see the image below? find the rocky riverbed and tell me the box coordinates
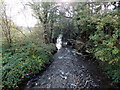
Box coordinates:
[23,46,113,89]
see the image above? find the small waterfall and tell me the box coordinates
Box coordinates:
[56,34,63,51]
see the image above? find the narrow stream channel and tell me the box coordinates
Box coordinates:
[21,34,114,89]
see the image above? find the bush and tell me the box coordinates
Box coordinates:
[2,42,56,89]
[104,61,120,83]
[90,13,119,61]
[89,12,120,83]
[74,10,120,84]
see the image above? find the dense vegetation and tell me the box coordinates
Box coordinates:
[0,0,120,89]
[2,42,55,89]
[74,10,120,83]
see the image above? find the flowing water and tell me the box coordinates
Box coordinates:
[22,35,113,89]
[56,34,63,51]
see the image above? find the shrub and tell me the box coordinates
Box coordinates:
[90,13,119,60]
[2,42,56,89]
[104,61,120,83]
[89,12,120,83]
[75,10,120,84]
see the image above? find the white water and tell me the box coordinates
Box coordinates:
[56,34,63,51]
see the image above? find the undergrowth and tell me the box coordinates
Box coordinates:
[2,42,56,89]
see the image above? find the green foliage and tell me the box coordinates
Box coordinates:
[2,42,56,89]
[1,1,120,88]
[103,60,120,83]
[90,13,120,62]
[89,12,120,83]
[73,2,120,84]
[73,4,99,51]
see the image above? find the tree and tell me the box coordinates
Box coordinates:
[0,1,12,47]
[29,1,56,43]
[29,2,75,43]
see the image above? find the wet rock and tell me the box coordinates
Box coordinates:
[60,75,67,80]
[59,70,65,75]
[58,56,63,59]
[23,47,111,89]
[70,83,77,87]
